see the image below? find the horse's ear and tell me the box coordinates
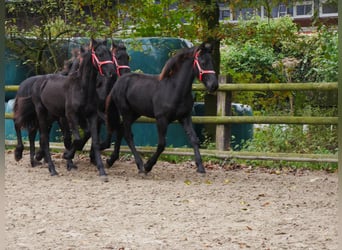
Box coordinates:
[103,39,108,47]
[119,42,127,50]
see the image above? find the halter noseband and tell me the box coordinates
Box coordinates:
[112,52,130,77]
[193,51,216,81]
[91,48,114,76]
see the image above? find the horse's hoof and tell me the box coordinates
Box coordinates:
[100,175,109,182]
[67,163,78,171]
[14,150,23,161]
[31,160,42,167]
[50,171,59,176]
[144,165,152,173]
[106,159,114,167]
[197,169,206,174]
[35,151,44,161]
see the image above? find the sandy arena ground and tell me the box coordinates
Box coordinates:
[5,149,338,250]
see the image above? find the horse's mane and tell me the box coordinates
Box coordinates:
[159,46,198,81]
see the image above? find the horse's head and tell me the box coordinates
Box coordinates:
[90,38,116,78]
[193,42,218,93]
[111,40,131,77]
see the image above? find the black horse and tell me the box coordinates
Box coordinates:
[13,40,130,174]
[13,45,86,170]
[94,42,131,150]
[13,54,83,169]
[105,42,218,174]
[73,42,131,161]
[18,39,116,180]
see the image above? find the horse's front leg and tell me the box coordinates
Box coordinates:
[144,118,168,173]
[67,110,83,148]
[106,124,123,167]
[179,115,205,173]
[58,118,77,171]
[105,104,123,166]
[90,118,106,165]
[88,115,108,181]
[63,112,82,160]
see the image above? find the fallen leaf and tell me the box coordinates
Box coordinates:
[184,180,192,185]
[205,179,212,185]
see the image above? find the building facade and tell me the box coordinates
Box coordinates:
[218,0,338,29]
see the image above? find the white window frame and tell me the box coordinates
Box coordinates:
[219,6,232,22]
[319,0,338,17]
[277,3,289,18]
[293,1,314,18]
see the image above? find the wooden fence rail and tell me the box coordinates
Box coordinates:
[4,81,339,163]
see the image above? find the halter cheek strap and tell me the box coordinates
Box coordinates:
[112,53,130,77]
[193,51,216,81]
[91,48,114,76]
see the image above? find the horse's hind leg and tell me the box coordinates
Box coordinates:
[144,118,167,173]
[14,122,24,162]
[35,110,58,176]
[14,121,41,167]
[179,116,205,173]
[28,128,43,167]
[122,119,145,173]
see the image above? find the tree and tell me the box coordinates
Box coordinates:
[5,0,80,74]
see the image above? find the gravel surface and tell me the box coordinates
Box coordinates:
[5,149,338,250]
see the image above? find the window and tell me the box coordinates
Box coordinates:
[294,1,313,18]
[219,6,231,21]
[320,0,338,17]
[271,3,294,18]
[278,4,287,17]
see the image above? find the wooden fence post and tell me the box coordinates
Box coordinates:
[216,75,232,151]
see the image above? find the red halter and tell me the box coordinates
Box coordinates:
[112,52,130,77]
[91,48,114,76]
[193,51,216,81]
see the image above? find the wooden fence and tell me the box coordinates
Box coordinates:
[4,79,339,163]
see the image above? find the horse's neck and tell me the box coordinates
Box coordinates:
[80,57,97,102]
[170,59,195,94]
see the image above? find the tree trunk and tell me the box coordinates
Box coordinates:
[202,0,221,141]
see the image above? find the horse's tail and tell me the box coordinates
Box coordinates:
[13,96,37,130]
[105,89,121,134]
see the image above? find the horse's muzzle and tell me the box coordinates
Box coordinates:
[103,65,116,78]
[205,78,219,93]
